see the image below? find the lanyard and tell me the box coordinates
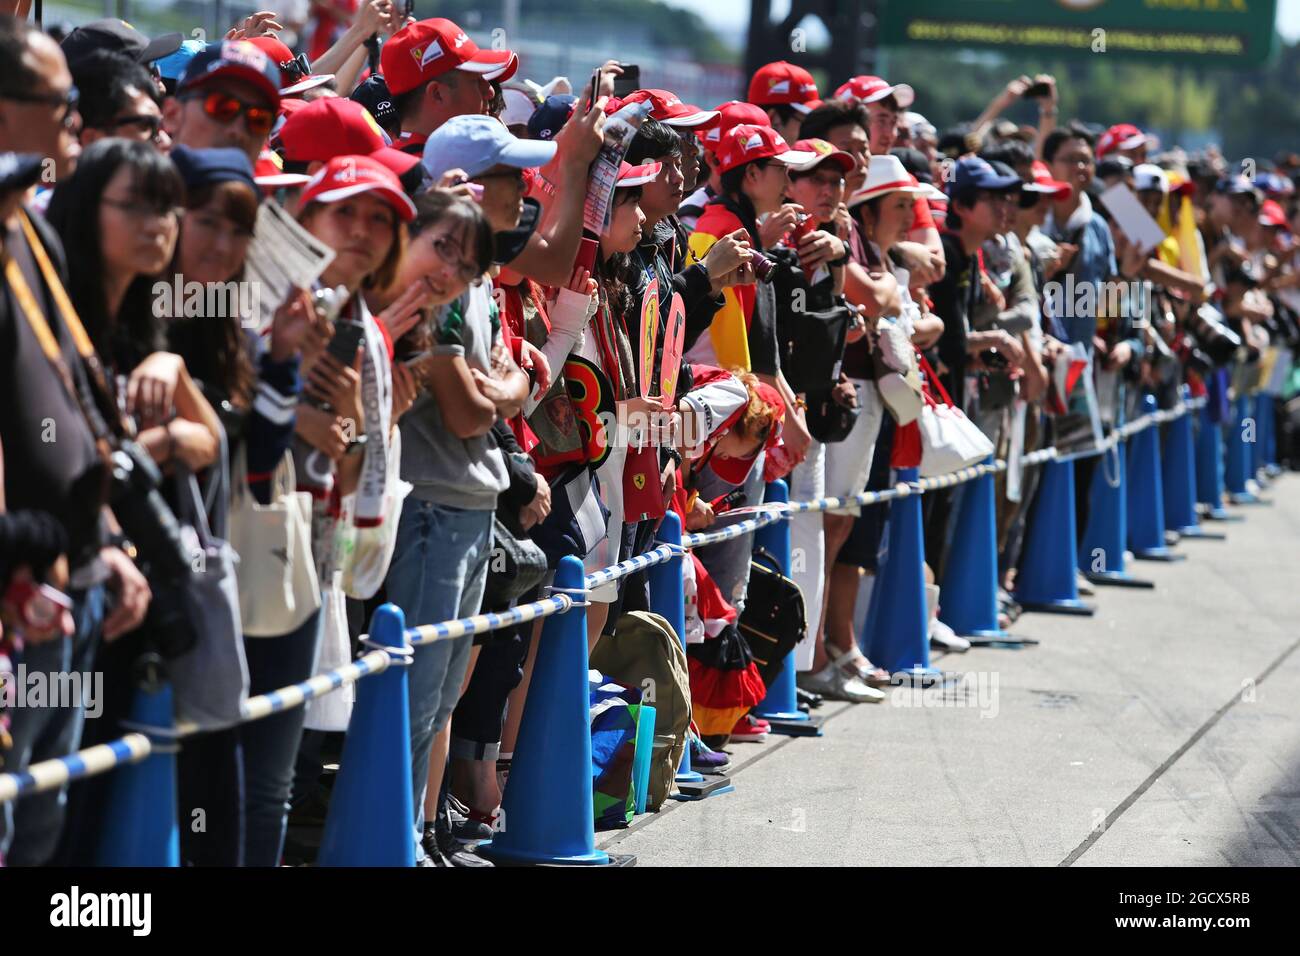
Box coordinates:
[3,211,121,444]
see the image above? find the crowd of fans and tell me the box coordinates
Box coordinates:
[0,3,1294,867]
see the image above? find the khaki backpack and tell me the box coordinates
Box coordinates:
[591,611,692,811]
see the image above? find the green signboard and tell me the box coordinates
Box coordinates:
[880,0,1279,67]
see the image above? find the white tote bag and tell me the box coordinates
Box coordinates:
[917,354,995,478]
[228,447,321,637]
[337,428,411,600]
[304,572,354,732]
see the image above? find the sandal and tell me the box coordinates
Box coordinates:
[829,646,892,687]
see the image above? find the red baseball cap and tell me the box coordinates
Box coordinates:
[616,161,663,189]
[278,98,420,177]
[380,18,517,96]
[747,61,819,114]
[834,75,914,109]
[1259,198,1289,229]
[254,148,311,189]
[709,381,786,485]
[792,138,855,175]
[1097,123,1155,158]
[1023,160,1072,201]
[713,124,818,175]
[700,100,770,152]
[299,155,416,221]
[617,89,719,129]
[246,37,335,96]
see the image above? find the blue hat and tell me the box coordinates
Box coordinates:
[0,153,44,194]
[1214,174,1260,198]
[527,94,576,142]
[178,40,281,107]
[155,39,206,83]
[421,114,557,183]
[946,156,1022,197]
[169,145,258,196]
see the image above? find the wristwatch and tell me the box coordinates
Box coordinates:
[344,435,368,456]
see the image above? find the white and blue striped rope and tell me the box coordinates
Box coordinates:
[583,543,677,589]
[682,511,781,548]
[407,594,574,645]
[0,734,152,804]
[0,397,1208,805]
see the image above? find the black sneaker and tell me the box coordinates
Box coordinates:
[796,686,824,710]
[447,794,494,844]
[432,810,495,867]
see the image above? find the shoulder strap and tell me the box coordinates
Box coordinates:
[6,211,123,441]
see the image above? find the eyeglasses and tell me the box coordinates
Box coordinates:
[801,173,846,190]
[0,84,79,129]
[187,91,275,138]
[101,195,182,222]
[429,234,481,283]
[99,113,164,139]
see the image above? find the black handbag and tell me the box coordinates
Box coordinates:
[804,387,860,444]
[771,246,853,394]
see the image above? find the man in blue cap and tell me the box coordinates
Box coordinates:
[162,40,281,165]
[423,111,603,285]
[933,155,1028,407]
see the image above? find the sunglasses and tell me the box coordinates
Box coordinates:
[0,84,79,129]
[188,91,274,137]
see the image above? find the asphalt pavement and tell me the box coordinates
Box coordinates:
[598,475,1300,867]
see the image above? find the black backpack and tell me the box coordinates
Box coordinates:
[738,548,807,688]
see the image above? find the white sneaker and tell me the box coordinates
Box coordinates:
[799,664,886,703]
[929,617,971,652]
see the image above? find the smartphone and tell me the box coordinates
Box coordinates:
[3,577,73,631]
[588,69,601,110]
[1024,81,1052,99]
[612,64,640,99]
[326,320,366,364]
[574,235,598,275]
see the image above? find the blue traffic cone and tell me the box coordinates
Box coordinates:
[753,481,820,729]
[1196,403,1238,521]
[1251,393,1267,482]
[1014,457,1095,615]
[318,604,415,867]
[1224,393,1260,504]
[1079,441,1153,586]
[862,467,940,679]
[646,511,702,787]
[1264,395,1282,474]
[1127,396,1184,561]
[486,556,609,865]
[1164,391,1223,540]
[938,457,1013,641]
[96,675,180,866]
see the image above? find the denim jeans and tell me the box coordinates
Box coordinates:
[384,498,493,858]
[240,608,322,867]
[0,583,104,866]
